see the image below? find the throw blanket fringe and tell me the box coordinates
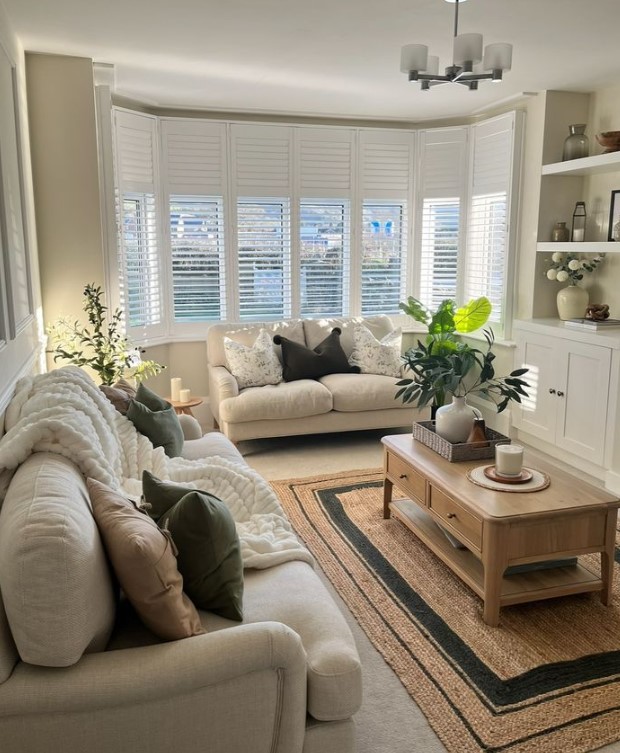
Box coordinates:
[0,367,312,569]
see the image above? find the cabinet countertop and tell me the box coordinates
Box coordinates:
[514,318,620,348]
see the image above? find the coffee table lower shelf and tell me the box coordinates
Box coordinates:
[390,498,602,609]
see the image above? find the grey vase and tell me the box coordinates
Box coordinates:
[562,124,589,161]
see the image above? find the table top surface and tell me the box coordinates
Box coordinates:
[382,434,620,521]
[166,397,203,408]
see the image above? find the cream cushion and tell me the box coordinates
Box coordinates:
[303,315,394,358]
[319,372,411,412]
[207,319,306,368]
[224,329,283,389]
[349,324,402,377]
[0,453,116,667]
[220,379,333,423]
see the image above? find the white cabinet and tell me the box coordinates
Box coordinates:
[513,327,611,466]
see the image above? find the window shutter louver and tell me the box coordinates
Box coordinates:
[231,124,292,195]
[113,110,164,336]
[465,112,517,330]
[298,128,353,197]
[161,120,226,195]
[417,128,468,310]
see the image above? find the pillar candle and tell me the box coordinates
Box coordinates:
[179,388,191,403]
[495,444,523,477]
[170,378,182,402]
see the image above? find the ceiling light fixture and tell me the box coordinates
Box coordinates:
[400,0,512,91]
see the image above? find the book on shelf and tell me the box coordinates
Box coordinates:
[564,318,620,331]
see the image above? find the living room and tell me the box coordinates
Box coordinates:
[1,0,620,751]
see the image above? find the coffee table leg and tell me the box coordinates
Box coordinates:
[383,478,393,519]
[601,509,617,606]
[482,525,508,627]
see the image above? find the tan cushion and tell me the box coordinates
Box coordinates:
[207,320,306,368]
[220,379,333,423]
[87,478,205,641]
[319,372,411,412]
[0,453,116,667]
[203,561,362,722]
[303,315,394,357]
[99,378,137,415]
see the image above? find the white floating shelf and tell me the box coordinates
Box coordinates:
[537,242,616,253]
[542,151,620,176]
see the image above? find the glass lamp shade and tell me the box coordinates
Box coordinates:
[425,55,440,75]
[400,44,428,72]
[483,43,512,71]
[453,33,483,65]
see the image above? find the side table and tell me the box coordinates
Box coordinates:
[166,397,203,417]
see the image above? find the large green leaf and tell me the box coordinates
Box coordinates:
[399,296,429,325]
[428,299,455,335]
[453,297,492,333]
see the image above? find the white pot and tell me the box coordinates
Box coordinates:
[435,397,478,444]
[556,284,589,321]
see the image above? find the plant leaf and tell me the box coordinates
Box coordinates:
[453,297,492,333]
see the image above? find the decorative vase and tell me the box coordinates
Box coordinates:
[562,124,589,161]
[556,283,589,320]
[435,397,480,444]
[551,222,570,242]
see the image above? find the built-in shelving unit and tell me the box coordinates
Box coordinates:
[536,241,617,253]
[542,151,620,177]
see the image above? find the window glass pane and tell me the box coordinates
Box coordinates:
[361,202,406,316]
[170,196,225,322]
[419,198,460,310]
[237,198,291,321]
[299,200,349,318]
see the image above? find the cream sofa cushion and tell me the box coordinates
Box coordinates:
[319,372,411,412]
[0,453,116,667]
[223,329,283,388]
[221,379,333,423]
[303,315,393,358]
[349,324,402,378]
[207,320,306,368]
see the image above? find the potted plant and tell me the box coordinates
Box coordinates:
[47,283,164,385]
[545,252,604,320]
[397,296,529,442]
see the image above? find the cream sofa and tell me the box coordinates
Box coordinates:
[207,315,420,442]
[0,427,362,753]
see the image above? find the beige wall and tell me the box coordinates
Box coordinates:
[26,53,105,335]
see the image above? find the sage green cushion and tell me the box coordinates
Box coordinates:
[142,472,244,621]
[127,401,183,458]
[135,382,169,411]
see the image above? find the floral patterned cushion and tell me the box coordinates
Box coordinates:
[223,328,283,389]
[349,324,402,378]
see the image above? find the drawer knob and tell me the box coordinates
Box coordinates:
[557,390,564,397]
[549,388,556,395]
[446,512,456,519]
[399,473,407,479]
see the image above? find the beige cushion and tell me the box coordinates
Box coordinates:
[87,478,205,641]
[303,315,394,357]
[207,320,306,368]
[220,379,333,424]
[319,372,411,412]
[0,453,116,667]
[224,328,283,388]
[349,324,403,377]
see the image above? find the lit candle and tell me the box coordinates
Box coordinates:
[179,388,191,403]
[495,444,523,477]
[170,377,182,402]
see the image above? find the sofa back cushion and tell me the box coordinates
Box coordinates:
[303,315,394,358]
[0,453,116,667]
[207,320,305,368]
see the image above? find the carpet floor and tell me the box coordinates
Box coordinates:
[272,468,620,753]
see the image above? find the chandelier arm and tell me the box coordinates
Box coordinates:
[417,73,451,82]
[456,73,495,81]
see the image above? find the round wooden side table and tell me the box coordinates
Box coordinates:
[166,397,203,416]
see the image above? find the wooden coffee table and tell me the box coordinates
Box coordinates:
[382,434,620,626]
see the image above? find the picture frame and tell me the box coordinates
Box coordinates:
[608,190,620,241]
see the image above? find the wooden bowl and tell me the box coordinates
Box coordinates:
[596,131,620,153]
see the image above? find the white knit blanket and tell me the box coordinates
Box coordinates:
[0,367,313,570]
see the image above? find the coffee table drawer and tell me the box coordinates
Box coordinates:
[430,487,482,550]
[387,452,426,505]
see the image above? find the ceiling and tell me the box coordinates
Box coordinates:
[4,0,620,122]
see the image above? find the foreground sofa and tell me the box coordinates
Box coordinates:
[0,420,362,752]
[207,314,420,442]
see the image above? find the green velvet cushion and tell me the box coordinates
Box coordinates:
[273,327,360,382]
[135,382,169,411]
[142,472,244,621]
[126,400,184,458]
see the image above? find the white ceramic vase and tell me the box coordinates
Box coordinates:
[556,284,588,321]
[435,397,479,444]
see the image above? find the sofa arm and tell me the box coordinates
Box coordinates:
[208,365,239,424]
[0,622,307,753]
[177,413,203,440]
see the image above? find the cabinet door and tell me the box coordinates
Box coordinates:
[512,333,558,444]
[555,340,611,465]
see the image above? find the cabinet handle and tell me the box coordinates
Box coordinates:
[447,512,456,519]
[549,388,556,394]
[399,473,407,479]
[557,390,565,397]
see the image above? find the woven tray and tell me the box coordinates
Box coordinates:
[412,420,511,462]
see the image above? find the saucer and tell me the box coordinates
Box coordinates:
[483,466,533,485]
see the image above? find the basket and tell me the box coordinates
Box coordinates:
[412,420,511,462]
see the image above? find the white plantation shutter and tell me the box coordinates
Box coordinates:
[231,124,292,196]
[417,127,468,310]
[160,120,227,325]
[297,128,353,198]
[465,112,519,330]
[359,131,414,315]
[113,110,164,337]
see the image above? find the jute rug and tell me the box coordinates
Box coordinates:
[271,469,620,753]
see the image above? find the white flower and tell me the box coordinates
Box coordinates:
[546,268,557,280]
[551,252,565,263]
[556,270,569,282]
[568,259,581,270]
[580,260,588,269]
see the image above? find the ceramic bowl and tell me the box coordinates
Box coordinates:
[595,131,620,153]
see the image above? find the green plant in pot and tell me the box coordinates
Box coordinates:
[397,296,529,443]
[47,283,164,386]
